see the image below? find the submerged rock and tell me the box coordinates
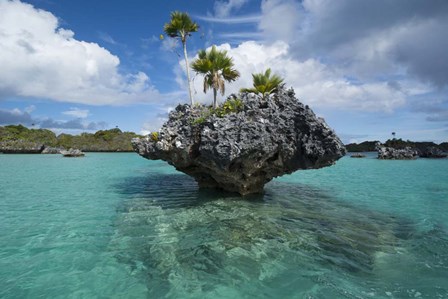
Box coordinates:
[61,148,85,157]
[133,88,345,195]
[377,146,418,160]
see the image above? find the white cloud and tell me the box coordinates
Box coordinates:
[98,31,117,45]
[195,14,261,24]
[0,0,160,105]
[214,0,249,18]
[140,109,172,135]
[24,105,36,114]
[0,106,105,130]
[62,107,89,118]
[186,41,405,112]
[259,0,304,43]
[294,0,448,87]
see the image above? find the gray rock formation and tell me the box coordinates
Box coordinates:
[377,146,418,160]
[0,140,44,154]
[133,88,346,195]
[351,153,366,158]
[42,146,62,154]
[61,148,85,157]
[419,146,447,158]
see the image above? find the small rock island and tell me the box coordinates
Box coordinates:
[133,87,346,195]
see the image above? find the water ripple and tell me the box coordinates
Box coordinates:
[109,171,448,298]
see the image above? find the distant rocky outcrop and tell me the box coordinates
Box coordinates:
[0,126,142,153]
[419,146,447,158]
[41,146,62,154]
[377,146,418,160]
[346,141,379,152]
[0,140,44,154]
[61,148,85,157]
[133,88,346,195]
[351,153,366,158]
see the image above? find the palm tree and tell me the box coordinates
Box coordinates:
[163,11,199,106]
[191,45,240,108]
[241,68,284,97]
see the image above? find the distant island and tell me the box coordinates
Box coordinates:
[0,125,142,153]
[346,139,448,153]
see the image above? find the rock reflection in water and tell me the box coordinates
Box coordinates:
[110,174,434,298]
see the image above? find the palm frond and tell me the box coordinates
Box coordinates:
[242,68,284,96]
[163,11,199,42]
[191,45,240,107]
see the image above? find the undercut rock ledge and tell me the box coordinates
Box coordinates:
[132,88,346,195]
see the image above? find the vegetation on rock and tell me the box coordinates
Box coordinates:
[163,11,198,106]
[191,45,240,108]
[240,68,284,97]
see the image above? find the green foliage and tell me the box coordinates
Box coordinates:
[192,116,207,125]
[384,138,438,152]
[345,141,380,152]
[191,45,240,108]
[346,139,448,153]
[94,128,122,141]
[215,98,244,117]
[240,68,284,97]
[191,105,213,125]
[0,125,57,146]
[150,132,159,142]
[0,126,142,152]
[163,11,199,43]
[164,11,199,105]
[190,98,244,125]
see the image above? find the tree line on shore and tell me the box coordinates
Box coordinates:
[0,125,141,152]
[346,139,448,152]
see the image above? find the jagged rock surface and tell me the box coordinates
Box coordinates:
[419,146,447,158]
[42,146,62,154]
[377,146,418,160]
[0,141,44,154]
[61,148,85,157]
[133,88,346,195]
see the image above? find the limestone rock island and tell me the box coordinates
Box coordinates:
[132,88,346,195]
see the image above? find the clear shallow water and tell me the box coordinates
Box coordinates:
[0,153,447,298]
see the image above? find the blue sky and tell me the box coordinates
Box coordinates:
[1,0,448,143]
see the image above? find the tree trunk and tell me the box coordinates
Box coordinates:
[213,88,217,109]
[182,41,193,106]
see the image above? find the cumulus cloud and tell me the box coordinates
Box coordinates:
[0,107,106,130]
[292,0,448,86]
[140,105,175,135]
[39,118,107,130]
[187,41,405,112]
[0,107,34,125]
[0,0,160,105]
[259,0,304,43]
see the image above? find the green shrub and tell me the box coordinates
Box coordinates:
[192,116,207,125]
[150,132,159,142]
[215,98,244,117]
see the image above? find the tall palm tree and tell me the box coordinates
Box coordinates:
[191,45,240,108]
[163,11,199,106]
[241,68,284,97]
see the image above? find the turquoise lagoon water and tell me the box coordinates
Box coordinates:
[0,152,447,298]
